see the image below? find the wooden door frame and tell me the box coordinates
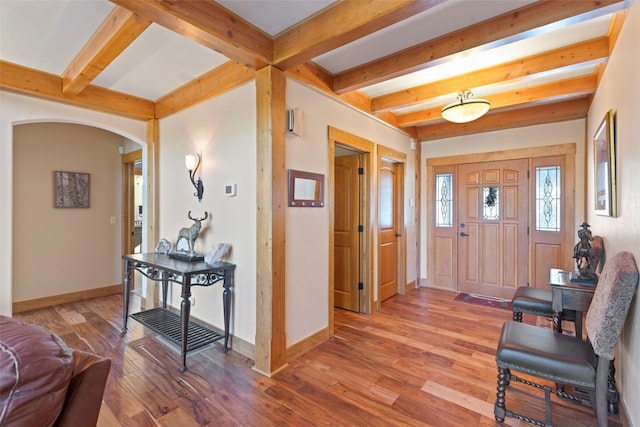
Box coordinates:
[377,145,407,305]
[328,127,374,334]
[426,143,576,290]
[122,149,142,257]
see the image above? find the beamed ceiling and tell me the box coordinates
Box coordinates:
[0,0,632,141]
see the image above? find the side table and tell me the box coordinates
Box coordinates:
[122,253,235,371]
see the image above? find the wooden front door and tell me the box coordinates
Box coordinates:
[334,154,361,311]
[457,159,528,299]
[378,160,401,302]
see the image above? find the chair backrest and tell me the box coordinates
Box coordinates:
[589,235,604,273]
[586,251,639,360]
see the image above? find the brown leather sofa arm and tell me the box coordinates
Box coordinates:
[54,350,111,427]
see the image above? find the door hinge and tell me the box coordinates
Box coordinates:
[527,226,530,235]
[358,224,364,232]
[527,170,530,179]
[358,282,364,290]
[358,167,364,175]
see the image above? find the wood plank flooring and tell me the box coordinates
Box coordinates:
[13,287,617,427]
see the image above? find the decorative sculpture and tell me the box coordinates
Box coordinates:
[170,211,208,261]
[572,222,598,283]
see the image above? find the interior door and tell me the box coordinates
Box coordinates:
[457,159,528,299]
[334,154,361,311]
[378,160,400,302]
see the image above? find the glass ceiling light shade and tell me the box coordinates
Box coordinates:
[441,90,490,123]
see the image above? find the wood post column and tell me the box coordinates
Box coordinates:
[144,118,160,305]
[254,66,287,376]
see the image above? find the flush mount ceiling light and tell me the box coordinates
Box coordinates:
[441,90,490,123]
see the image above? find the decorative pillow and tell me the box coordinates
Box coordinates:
[0,316,73,427]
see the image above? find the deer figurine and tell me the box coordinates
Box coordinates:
[176,211,208,254]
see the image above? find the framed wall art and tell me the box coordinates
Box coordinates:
[54,171,90,208]
[593,109,616,217]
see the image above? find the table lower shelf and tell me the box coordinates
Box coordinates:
[130,307,224,353]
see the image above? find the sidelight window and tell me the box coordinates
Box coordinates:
[535,166,561,231]
[435,173,453,227]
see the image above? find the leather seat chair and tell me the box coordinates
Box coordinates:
[494,251,639,427]
[511,235,603,339]
[0,316,111,427]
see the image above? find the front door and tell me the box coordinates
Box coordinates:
[456,159,528,299]
[378,160,401,302]
[334,154,361,311]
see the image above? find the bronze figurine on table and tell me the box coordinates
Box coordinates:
[572,222,598,283]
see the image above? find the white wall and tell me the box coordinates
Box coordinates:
[0,91,146,315]
[286,80,415,344]
[13,123,124,301]
[420,119,587,280]
[159,82,258,347]
[586,1,640,424]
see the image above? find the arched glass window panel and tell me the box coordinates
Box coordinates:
[435,173,453,227]
[483,186,500,220]
[536,166,561,231]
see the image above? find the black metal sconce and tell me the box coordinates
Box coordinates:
[185,153,204,202]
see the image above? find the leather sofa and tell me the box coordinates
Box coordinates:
[0,315,111,427]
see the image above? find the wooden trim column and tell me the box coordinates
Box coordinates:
[255,66,287,376]
[144,119,160,304]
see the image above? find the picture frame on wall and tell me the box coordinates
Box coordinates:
[54,171,90,208]
[593,109,616,217]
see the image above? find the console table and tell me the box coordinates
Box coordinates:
[121,253,235,371]
[549,268,596,336]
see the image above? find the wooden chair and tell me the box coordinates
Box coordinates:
[511,235,603,339]
[494,251,639,427]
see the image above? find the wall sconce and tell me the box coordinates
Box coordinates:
[185,153,204,202]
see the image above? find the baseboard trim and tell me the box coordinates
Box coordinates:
[12,284,122,313]
[287,327,330,362]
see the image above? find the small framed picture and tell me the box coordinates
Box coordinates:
[593,110,616,217]
[54,171,90,208]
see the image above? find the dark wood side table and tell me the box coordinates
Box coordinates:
[549,268,595,336]
[121,253,235,371]
[549,269,619,414]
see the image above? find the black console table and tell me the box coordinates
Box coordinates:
[121,253,235,371]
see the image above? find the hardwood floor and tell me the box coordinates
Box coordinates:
[13,287,616,427]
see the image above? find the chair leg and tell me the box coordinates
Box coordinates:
[495,367,510,422]
[513,311,522,322]
[595,357,610,427]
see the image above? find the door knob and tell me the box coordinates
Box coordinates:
[395,233,402,237]
[460,232,470,237]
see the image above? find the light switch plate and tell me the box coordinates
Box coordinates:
[225,183,236,197]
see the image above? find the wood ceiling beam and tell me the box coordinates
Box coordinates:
[286,62,334,93]
[397,74,596,127]
[274,0,444,70]
[286,63,374,114]
[0,61,155,120]
[416,97,591,141]
[371,36,610,113]
[155,61,255,118]
[62,6,151,96]
[333,0,624,94]
[110,0,272,69]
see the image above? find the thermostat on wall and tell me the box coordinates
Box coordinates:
[225,183,237,197]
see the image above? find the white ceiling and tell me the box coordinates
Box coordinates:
[0,0,630,138]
